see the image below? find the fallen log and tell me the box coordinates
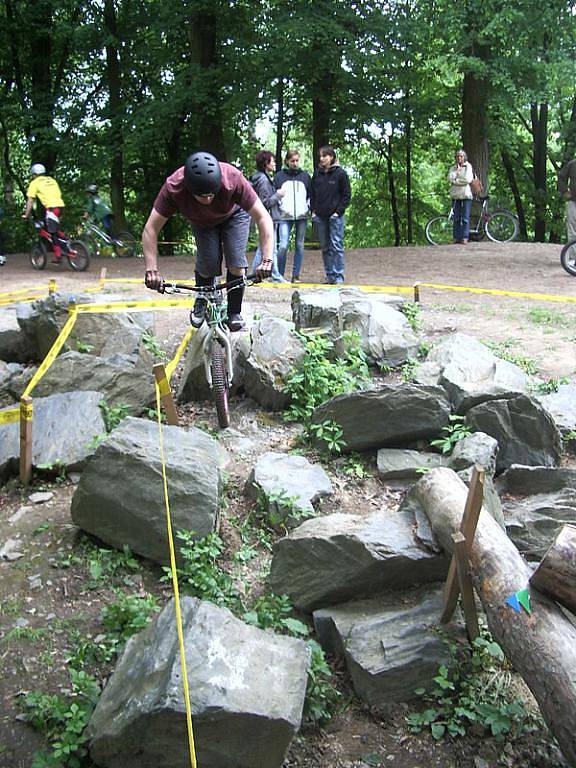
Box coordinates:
[530,524,576,615]
[413,468,576,767]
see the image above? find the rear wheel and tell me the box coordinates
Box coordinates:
[113,230,136,258]
[425,215,452,245]
[67,240,91,272]
[560,239,576,276]
[210,341,230,429]
[485,211,519,243]
[30,241,47,270]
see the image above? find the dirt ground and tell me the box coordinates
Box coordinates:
[0,242,574,768]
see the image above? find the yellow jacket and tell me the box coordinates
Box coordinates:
[26,176,65,208]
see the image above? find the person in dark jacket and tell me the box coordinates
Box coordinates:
[274,149,311,282]
[251,150,286,282]
[310,145,351,284]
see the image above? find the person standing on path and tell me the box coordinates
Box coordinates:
[310,145,351,284]
[558,157,576,242]
[274,149,311,282]
[251,150,286,282]
[448,149,474,244]
[142,151,273,332]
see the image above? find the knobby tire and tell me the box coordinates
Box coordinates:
[67,240,91,272]
[210,341,230,429]
[113,230,137,258]
[560,240,576,276]
[30,242,47,270]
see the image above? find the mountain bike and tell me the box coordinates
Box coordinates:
[425,197,519,245]
[560,239,576,276]
[29,220,90,271]
[161,273,261,429]
[81,219,137,258]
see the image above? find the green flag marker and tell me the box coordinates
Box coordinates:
[517,588,531,615]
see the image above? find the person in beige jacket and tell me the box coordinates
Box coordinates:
[448,149,474,244]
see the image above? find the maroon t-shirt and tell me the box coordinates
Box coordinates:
[153,162,257,227]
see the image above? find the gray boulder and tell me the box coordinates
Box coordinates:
[88,598,309,768]
[415,333,528,413]
[269,508,448,611]
[496,465,576,495]
[314,587,462,705]
[243,317,306,410]
[466,395,562,473]
[0,391,105,483]
[0,306,35,362]
[376,449,449,484]
[503,489,576,560]
[292,288,418,367]
[71,417,226,564]
[448,432,499,476]
[539,383,576,435]
[312,384,451,453]
[245,451,332,520]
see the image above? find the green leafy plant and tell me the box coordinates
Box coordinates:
[527,308,569,328]
[50,539,141,589]
[99,401,131,432]
[243,593,309,637]
[308,419,346,455]
[406,630,535,741]
[530,376,570,395]
[486,341,539,376]
[341,452,371,479]
[141,331,164,359]
[401,357,420,382]
[257,488,314,528]
[304,639,342,726]
[430,415,472,454]
[36,460,68,484]
[401,301,422,332]
[102,592,159,643]
[75,340,94,353]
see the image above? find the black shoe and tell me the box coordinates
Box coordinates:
[227,313,245,332]
[190,298,207,328]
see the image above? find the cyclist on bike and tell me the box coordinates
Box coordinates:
[143,151,274,332]
[84,184,114,234]
[22,164,67,263]
[558,158,576,242]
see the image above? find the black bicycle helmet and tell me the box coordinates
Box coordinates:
[184,152,222,195]
[86,184,98,194]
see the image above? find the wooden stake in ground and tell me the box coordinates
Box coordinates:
[530,524,576,615]
[413,467,576,767]
[153,363,179,426]
[19,396,33,486]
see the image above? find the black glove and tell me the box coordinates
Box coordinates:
[256,258,273,279]
[145,270,164,292]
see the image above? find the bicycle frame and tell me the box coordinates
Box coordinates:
[85,220,114,246]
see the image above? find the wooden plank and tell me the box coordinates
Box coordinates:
[19,396,33,486]
[153,363,179,426]
[452,531,480,641]
[440,465,485,623]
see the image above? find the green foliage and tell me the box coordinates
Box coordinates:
[102,593,160,641]
[308,419,346,455]
[527,308,570,328]
[486,341,539,376]
[341,452,371,480]
[99,401,131,432]
[51,539,141,589]
[36,460,68,484]
[21,669,100,768]
[3,626,49,644]
[406,630,535,741]
[401,357,420,382]
[75,341,94,353]
[401,302,423,332]
[163,531,240,611]
[257,488,315,528]
[304,639,342,726]
[530,376,570,395]
[141,332,164,359]
[243,594,309,637]
[430,415,473,454]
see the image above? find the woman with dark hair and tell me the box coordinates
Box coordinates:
[448,149,474,244]
[251,150,286,281]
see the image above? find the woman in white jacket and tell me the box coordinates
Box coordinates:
[448,149,474,244]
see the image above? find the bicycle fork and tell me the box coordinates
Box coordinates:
[202,325,234,387]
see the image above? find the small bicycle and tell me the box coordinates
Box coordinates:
[161,273,260,429]
[81,219,137,259]
[30,220,90,272]
[560,239,576,276]
[425,196,519,245]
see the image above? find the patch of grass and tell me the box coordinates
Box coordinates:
[527,308,569,328]
[401,301,423,332]
[50,538,142,589]
[3,626,50,644]
[530,376,570,395]
[486,340,539,376]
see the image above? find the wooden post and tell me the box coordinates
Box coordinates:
[530,524,576,614]
[452,531,480,641]
[19,396,33,486]
[48,279,57,295]
[153,363,179,426]
[413,282,420,303]
[440,465,485,624]
[99,267,107,289]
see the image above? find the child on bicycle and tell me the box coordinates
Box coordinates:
[143,151,274,332]
[84,185,114,234]
[22,164,67,263]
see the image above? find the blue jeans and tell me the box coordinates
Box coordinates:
[452,199,472,241]
[251,223,284,281]
[277,219,307,278]
[316,215,345,283]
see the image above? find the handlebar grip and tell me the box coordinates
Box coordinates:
[245,272,262,284]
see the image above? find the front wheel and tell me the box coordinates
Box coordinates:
[67,240,91,272]
[425,215,452,245]
[560,240,576,276]
[113,230,137,258]
[30,242,47,270]
[485,211,519,243]
[210,341,230,429]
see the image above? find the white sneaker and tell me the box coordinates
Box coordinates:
[0,255,6,266]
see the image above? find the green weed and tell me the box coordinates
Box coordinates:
[401,301,423,332]
[75,340,94,353]
[308,419,346,455]
[99,401,131,432]
[401,357,420,382]
[430,415,472,454]
[527,308,569,328]
[257,488,314,528]
[141,331,164,359]
[486,341,539,376]
[530,376,570,395]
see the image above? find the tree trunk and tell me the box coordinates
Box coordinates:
[413,468,576,767]
[385,133,400,247]
[103,0,127,230]
[404,92,413,244]
[275,79,285,169]
[462,62,490,191]
[531,102,548,242]
[530,525,576,615]
[312,86,332,168]
[501,149,527,240]
[29,0,57,170]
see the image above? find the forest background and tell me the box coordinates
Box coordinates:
[1,0,575,253]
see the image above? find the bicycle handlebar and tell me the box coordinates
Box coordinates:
[161,273,262,295]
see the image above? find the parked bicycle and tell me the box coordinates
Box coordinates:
[560,239,576,276]
[81,219,137,259]
[161,273,261,428]
[29,220,90,272]
[425,196,519,245]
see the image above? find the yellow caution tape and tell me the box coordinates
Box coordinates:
[166,327,195,380]
[0,293,47,307]
[418,282,576,303]
[23,310,79,398]
[20,401,33,421]
[157,376,172,398]
[0,408,19,425]
[0,285,48,299]
[75,299,195,314]
[154,382,198,768]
